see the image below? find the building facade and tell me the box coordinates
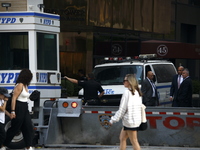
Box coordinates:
[1,0,200,80]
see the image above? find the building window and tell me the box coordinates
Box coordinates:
[181,24,196,43]
[37,32,57,70]
[189,0,200,6]
[0,32,28,70]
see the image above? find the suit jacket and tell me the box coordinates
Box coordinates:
[177,77,193,107]
[141,78,158,106]
[170,74,179,100]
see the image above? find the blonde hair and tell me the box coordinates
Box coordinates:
[125,74,142,96]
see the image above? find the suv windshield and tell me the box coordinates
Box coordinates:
[93,65,143,85]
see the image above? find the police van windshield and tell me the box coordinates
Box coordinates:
[93,65,143,85]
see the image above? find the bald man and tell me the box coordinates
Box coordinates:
[141,71,159,106]
[176,68,193,107]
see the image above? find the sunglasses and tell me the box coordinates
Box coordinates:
[123,80,128,83]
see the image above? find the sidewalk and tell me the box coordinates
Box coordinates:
[140,146,199,150]
[33,145,200,150]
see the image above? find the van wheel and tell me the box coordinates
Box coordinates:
[4,117,25,149]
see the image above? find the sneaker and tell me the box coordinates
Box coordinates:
[0,147,6,150]
[25,147,34,150]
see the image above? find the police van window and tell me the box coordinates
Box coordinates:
[145,65,151,76]
[37,33,57,70]
[152,64,176,83]
[0,32,29,70]
[93,65,143,85]
[145,65,156,82]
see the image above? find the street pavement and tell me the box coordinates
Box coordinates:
[32,145,200,150]
[9,147,200,150]
[8,145,200,150]
[33,147,200,150]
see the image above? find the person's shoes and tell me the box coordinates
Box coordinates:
[0,147,6,150]
[25,147,34,150]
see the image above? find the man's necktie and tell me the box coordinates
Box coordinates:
[178,75,181,89]
[151,80,156,97]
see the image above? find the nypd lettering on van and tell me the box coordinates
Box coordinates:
[0,72,48,84]
[0,72,19,83]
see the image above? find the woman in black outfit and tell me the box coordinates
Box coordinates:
[4,69,34,150]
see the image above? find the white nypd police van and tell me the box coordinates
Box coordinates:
[79,54,177,106]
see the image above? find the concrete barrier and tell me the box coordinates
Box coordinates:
[44,106,200,147]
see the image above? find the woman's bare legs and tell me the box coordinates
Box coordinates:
[127,130,141,150]
[119,128,128,150]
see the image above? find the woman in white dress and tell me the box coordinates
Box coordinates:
[109,74,142,150]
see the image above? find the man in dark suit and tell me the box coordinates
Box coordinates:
[141,71,159,106]
[177,68,193,107]
[170,66,184,107]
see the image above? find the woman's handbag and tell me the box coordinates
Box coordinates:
[139,122,148,131]
[138,104,148,131]
[29,90,40,101]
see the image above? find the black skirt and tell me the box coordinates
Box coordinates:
[123,126,139,131]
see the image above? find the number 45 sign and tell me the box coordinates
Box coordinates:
[157,44,168,56]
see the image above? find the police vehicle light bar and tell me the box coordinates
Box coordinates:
[104,57,123,61]
[139,54,157,59]
[104,57,130,61]
[103,54,157,63]
[126,57,132,60]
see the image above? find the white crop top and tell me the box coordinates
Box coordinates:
[17,85,30,102]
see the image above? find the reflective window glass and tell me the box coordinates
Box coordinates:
[37,33,57,70]
[0,32,28,70]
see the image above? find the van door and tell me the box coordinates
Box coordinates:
[151,63,177,106]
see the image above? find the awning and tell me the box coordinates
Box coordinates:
[141,40,200,59]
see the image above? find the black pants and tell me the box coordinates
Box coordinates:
[4,101,33,147]
[0,122,6,147]
[145,97,158,106]
[172,100,179,107]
